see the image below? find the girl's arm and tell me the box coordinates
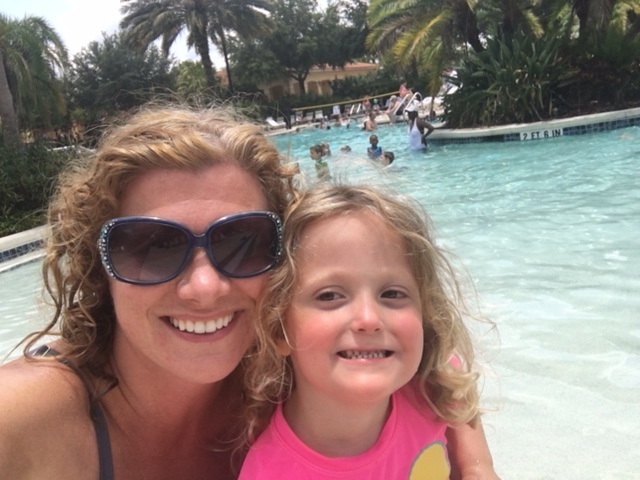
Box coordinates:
[446,418,500,480]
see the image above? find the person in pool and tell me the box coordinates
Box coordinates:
[0,103,298,480]
[310,144,331,181]
[382,150,395,166]
[363,112,378,132]
[367,134,383,159]
[240,183,500,479]
[406,103,435,149]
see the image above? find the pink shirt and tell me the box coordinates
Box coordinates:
[239,384,450,479]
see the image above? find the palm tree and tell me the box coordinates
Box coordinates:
[569,0,617,38]
[207,0,274,93]
[120,0,273,93]
[367,0,485,68]
[476,0,544,41]
[121,0,217,88]
[0,14,68,146]
[367,0,486,107]
[569,0,640,40]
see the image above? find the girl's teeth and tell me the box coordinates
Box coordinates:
[170,315,233,334]
[340,350,389,359]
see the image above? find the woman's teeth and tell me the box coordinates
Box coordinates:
[169,314,233,334]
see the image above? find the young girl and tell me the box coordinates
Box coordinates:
[240,184,499,479]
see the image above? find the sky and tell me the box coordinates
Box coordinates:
[1,0,208,64]
[3,0,330,68]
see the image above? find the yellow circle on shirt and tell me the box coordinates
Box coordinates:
[408,442,450,480]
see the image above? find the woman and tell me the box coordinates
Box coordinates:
[0,104,298,479]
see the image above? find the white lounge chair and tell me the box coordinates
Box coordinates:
[265,116,286,130]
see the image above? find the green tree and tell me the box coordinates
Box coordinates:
[206,0,274,93]
[561,0,640,106]
[231,0,365,94]
[367,0,548,101]
[120,0,273,93]
[326,0,370,62]
[230,38,286,87]
[261,0,324,93]
[174,60,219,102]
[0,14,68,146]
[568,0,617,39]
[476,0,543,41]
[567,0,640,40]
[367,0,485,64]
[68,31,174,131]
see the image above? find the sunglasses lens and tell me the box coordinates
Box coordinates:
[108,221,189,283]
[209,215,279,277]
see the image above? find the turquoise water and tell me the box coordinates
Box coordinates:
[0,260,48,359]
[2,123,639,478]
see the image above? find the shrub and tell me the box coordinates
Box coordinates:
[442,32,578,127]
[0,143,71,236]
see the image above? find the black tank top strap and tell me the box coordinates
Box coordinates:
[90,400,115,480]
[31,345,115,480]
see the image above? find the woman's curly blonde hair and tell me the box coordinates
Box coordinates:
[22,103,299,393]
[243,183,484,447]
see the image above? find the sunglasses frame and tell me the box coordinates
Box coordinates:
[98,210,283,285]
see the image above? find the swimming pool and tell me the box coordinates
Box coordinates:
[2,122,639,478]
[0,260,49,359]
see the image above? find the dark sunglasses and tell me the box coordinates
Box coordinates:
[98,211,282,285]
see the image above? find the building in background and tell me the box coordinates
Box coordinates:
[219,62,378,101]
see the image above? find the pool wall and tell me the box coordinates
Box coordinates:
[0,226,47,273]
[429,106,640,144]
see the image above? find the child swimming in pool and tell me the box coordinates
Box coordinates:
[239,184,499,479]
[367,134,382,159]
[309,144,331,181]
[382,150,395,166]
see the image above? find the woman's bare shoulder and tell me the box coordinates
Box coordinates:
[0,356,98,478]
[0,354,89,408]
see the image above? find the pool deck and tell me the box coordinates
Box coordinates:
[3,106,640,272]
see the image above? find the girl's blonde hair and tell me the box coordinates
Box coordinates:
[22,103,298,393]
[244,183,483,445]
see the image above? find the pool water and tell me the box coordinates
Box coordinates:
[2,122,639,478]
[0,260,49,359]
